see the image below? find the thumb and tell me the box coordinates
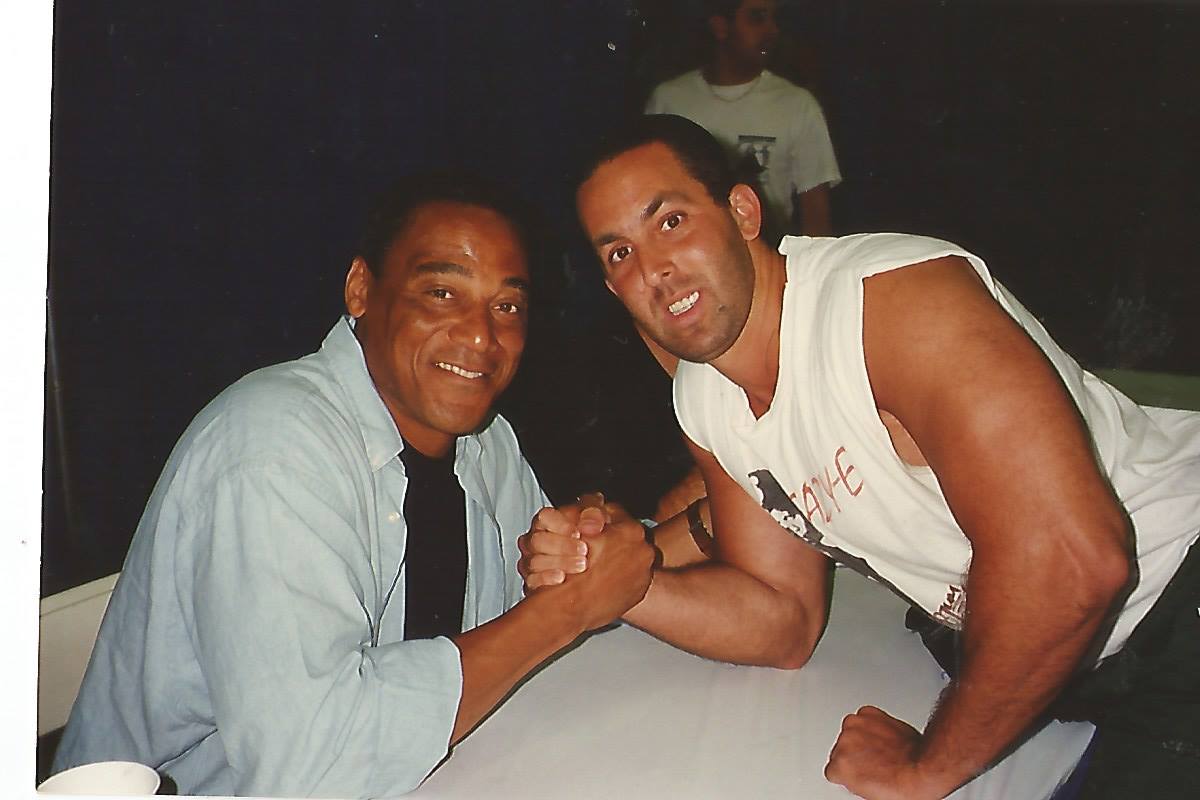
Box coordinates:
[577,505,607,536]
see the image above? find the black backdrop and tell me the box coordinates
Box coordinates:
[42,1,1200,596]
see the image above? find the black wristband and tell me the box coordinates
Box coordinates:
[686,499,714,557]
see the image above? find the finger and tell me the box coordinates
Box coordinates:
[531,506,580,537]
[600,501,633,523]
[528,528,588,557]
[578,506,608,536]
[525,569,566,590]
[577,492,610,536]
[526,553,587,577]
[577,491,606,509]
[824,739,850,783]
[823,755,840,783]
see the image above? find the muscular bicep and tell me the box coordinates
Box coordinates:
[861,257,1130,583]
[687,437,831,614]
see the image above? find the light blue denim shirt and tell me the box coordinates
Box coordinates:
[53,317,547,797]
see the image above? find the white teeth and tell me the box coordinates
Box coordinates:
[668,291,699,316]
[436,362,484,379]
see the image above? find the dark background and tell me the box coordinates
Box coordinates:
[42,0,1200,596]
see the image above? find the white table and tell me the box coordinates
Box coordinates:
[416,569,1094,799]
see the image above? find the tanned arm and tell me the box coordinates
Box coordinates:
[452,506,654,742]
[825,256,1131,799]
[522,441,831,670]
[797,184,833,237]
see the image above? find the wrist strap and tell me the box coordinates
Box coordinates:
[686,499,714,557]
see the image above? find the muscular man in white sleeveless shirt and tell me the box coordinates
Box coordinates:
[521,116,1199,799]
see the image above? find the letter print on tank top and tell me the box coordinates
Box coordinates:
[748,468,920,610]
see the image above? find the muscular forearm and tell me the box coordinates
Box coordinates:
[622,561,822,669]
[910,556,1128,794]
[451,589,582,742]
[649,504,711,569]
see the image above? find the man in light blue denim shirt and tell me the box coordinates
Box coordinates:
[52,173,657,797]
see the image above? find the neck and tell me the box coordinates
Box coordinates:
[705,52,763,86]
[710,239,787,417]
[401,436,456,463]
[394,423,456,460]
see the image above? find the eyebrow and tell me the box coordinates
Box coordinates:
[592,191,689,248]
[415,260,472,278]
[504,277,531,294]
[415,260,530,294]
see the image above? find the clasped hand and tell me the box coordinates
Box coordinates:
[517,494,655,632]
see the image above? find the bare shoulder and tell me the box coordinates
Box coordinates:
[860,256,1128,557]
[860,255,1048,415]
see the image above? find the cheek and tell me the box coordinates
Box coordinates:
[610,268,650,300]
[389,318,439,361]
[506,328,527,353]
[497,325,527,359]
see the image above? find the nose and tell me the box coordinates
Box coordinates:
[639,246,674,288]
[449,304,496,353]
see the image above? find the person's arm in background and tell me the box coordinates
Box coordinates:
[796,183,832,237]
[824,256,1132,799]
[789,88,840,238]
[522,438,832,669]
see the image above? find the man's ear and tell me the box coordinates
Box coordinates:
[727,183,763,241]
[344,257,372,318]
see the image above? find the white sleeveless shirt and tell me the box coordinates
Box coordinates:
[675,233,1200,661]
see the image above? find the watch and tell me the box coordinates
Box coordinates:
[686,499,715,557]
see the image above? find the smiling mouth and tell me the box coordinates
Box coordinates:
[668,291,700,316]
[436,361,485,379]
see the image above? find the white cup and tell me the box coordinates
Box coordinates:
[37,760,160,796]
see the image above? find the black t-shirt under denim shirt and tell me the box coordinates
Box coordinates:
[399,440,467,641]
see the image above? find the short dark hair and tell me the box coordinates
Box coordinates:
[576,114,740,207]
[356,171,530,275]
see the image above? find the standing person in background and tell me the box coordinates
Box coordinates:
[645,0,841,239]
[643,0,843,522]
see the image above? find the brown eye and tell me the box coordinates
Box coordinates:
[661,213,683,231]
[609,245,632,265]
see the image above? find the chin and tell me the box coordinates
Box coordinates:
[441,405,498,437]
